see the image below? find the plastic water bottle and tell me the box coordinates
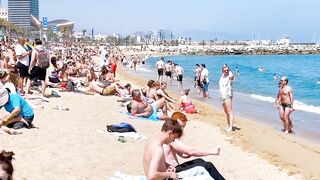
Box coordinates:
[118,136,127,143]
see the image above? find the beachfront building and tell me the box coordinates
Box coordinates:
[0,7,8,21]
[94,34,108,41]
[276,37,290,46]
[8,0,39,28]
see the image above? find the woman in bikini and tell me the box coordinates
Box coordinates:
[156,82,176,111]
[179,89,197,114]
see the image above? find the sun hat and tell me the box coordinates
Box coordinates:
[0,88,9,107]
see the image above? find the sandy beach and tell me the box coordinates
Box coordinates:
[0,56,319,180]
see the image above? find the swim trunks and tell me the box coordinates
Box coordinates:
[165,71,172,77]
[177,74,183,82]
[148,103,160,121]
[158,68,164,76]
[202,82,209,92]
[281,103,292,110]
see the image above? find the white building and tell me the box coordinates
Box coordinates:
[276,37,290,46]
[0,7,8,21]
[94,34,108,41]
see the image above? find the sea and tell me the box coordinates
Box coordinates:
[126,54,320,144]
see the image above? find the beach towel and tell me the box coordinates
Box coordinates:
[96,130,147,140]
[107,122,136,133]
[118,111,161,122]
[109,171,146,180]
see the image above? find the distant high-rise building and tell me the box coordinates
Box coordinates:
[8,0,39,27]
[0,7,8,21]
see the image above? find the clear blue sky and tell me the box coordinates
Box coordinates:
[3,0,320,42]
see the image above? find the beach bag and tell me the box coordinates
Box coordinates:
[66,80,75,92]
[107,122,137,133]
[37,49,50,69]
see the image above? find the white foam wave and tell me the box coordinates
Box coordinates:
[250,94,320,115]
[250,94,275,103]
[137,67,153,72]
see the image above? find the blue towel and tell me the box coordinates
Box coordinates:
[118,111,160,122]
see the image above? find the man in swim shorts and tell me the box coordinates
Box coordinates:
[156,57,165,83]
[128,89,170,120]
[276,76,294,133]
[175,64,184,89]
[165,61,173,84]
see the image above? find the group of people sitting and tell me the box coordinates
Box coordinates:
[126,79,198,122]
[0,37,214,179]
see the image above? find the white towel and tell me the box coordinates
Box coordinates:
[109,171,147,180]
[96,130,148,140]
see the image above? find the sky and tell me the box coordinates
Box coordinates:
[2,0,320,42]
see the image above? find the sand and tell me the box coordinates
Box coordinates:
[0,56,319,180]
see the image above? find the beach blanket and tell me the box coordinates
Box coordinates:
[96,130,147,140]
[118,111,161,122]
[109,171,146,180]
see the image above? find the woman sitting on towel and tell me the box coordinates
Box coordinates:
[157,82,176,110]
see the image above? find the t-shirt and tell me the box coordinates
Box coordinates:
[15,44,30,66]
[219,71,234,100]
[156,60,164,69]
[3,94,34,117]
[200,68,209,83]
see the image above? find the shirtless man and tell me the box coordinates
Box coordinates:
[128,89,170,121]
[165,61,173,85]
[143,120,213,180]
[156,57,165,83]
[175,64,184,89]
[276,76,294,133]
[164,112,225,180]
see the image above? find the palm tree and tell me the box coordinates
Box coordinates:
[82,29,86,36]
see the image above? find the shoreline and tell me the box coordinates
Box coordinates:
[132,54,320,144]
[0,52,318,179]
[118,57,320,179]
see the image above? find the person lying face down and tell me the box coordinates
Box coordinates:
[127,89,170,121]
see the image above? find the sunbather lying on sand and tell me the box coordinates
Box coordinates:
[127,89,170,121]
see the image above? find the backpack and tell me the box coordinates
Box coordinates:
[66,80,75,92]
[37,49,50,69]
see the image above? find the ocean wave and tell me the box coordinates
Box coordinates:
[250,94,275,103]
[137,67,153,72]
[250,94,320,115]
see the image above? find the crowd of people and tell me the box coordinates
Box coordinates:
[0,36,295,178]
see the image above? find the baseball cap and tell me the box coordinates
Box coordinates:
[0,88,9,107]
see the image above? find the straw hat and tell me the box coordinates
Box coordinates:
[0,88,9,107]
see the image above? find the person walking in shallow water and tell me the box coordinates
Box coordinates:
[219,64,235,132]
[276,76,294,133]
